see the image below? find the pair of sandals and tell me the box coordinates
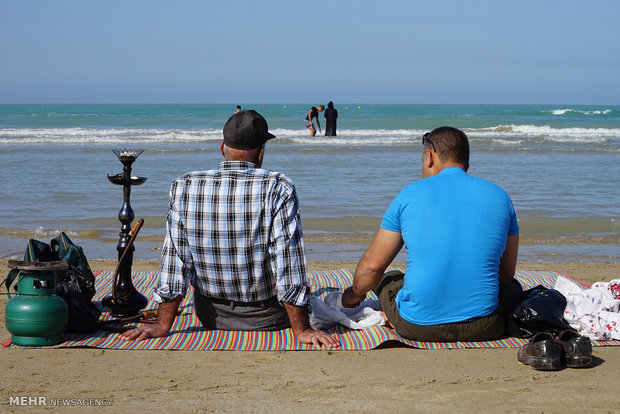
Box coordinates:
[517,330,592,371]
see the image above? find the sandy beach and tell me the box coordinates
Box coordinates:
[1,258,619,413]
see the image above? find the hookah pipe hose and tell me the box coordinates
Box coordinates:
[111,218,144,303]
[98,308,182,327]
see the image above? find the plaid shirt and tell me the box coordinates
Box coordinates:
[153,161,309,307]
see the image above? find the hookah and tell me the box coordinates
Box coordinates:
[101,149,148,317]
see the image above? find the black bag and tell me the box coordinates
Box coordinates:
[506,285,572,338]
[18,233,101,333]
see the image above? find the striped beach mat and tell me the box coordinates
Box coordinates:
[3,269,619,350]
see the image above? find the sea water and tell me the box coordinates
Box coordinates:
[1,104,618,262]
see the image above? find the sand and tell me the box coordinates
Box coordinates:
[1,258,619,413]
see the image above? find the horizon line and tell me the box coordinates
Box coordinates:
[1,102,619,106]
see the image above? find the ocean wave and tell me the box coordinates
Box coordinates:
[0,127,224,144]
[471,124,619,143]
[271,128,418,138]
[1,125,618,146]
[549,108,613,116]
[272,128,419,145]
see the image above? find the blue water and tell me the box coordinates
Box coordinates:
[1,104,619,262]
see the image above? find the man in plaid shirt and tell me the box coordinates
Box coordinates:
[121,110,339,348]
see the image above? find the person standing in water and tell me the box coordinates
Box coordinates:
[304,105,324,136]
[324,101,338,137]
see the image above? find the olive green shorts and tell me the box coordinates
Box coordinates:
[374,270,521,342]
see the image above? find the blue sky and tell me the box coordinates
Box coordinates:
[1,0,618,104]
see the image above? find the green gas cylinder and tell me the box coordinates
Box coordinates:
[5,260,68,346]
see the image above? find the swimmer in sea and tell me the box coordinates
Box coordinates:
[304,105,324,136]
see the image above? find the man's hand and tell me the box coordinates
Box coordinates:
[119,323,170,341]
[119,296,182,342]
[282,302,340,349]
[296,327,340,349]
[341,286,366,308]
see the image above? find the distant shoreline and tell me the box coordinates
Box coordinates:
[2,226,618,263]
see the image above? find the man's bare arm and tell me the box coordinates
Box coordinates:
[499,234,519,283]
[282,302,340,349]
[119,296,182,341]
[342,228,404,307]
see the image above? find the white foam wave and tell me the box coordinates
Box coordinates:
[0,125,618,146]
[0,127,223,144]
[470,125,619,143]
[271,128,422,138]
[550,108,613,116]
[285,136,414,146]
[270,128,422,145]
[34,226,78,238]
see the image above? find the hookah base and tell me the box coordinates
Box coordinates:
[102,293,148,318]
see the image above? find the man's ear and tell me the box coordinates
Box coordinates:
[220,141,226,157]
[257,146,265,167]
[424,148,435,169]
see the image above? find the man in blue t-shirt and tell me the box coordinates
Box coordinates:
[342,126,521,341]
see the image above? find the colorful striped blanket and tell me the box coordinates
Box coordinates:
[4,269,619,350]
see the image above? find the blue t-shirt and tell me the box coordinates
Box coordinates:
[381,168,519,325]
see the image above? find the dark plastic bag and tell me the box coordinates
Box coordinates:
[21,233,101,333]
[506,285,572,338]
[50,233,97,302]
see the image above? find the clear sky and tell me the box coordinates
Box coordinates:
[1,0,618,104]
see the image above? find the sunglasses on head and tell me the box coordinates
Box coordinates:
[422,132,436,152]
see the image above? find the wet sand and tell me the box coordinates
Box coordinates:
[1,259,619,413]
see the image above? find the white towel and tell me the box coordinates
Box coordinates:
[309,292,386,330]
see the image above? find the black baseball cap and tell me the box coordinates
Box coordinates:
[223,110,276,150]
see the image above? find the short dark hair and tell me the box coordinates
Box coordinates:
[427,126,469,166]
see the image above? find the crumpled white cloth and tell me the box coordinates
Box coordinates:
[309,292,386,330]
[554,276,620,340]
